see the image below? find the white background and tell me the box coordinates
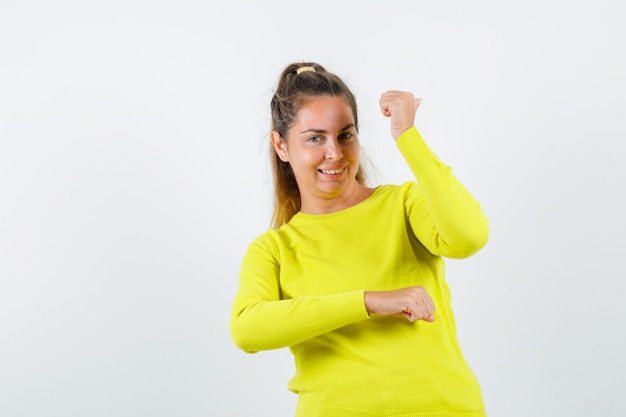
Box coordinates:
[1,0,625,416]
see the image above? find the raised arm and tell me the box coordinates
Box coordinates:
[380,91,489,259]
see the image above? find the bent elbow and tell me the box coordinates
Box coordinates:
[460,227,489,258]
[231,335,258,354]
[444,220,490,259]
[229,312,260,354]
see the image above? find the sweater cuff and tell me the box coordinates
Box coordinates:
[395,127,448,178]
[317,290,370,333]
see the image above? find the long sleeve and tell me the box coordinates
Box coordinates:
[230,128,488,355]
[230,127,488,415]
[396,127,489,259]
[230,232,370,353]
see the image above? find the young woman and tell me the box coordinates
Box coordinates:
[230,62,489,417]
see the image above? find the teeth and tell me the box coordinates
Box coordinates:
[320,168,344,174]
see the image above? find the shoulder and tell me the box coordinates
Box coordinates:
[360,183,423,214]
[377,181,420,198]
[244,229,281,258]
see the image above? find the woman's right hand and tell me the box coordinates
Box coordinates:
[364,286,435,322]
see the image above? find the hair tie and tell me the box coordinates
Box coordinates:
[296,66,316,75]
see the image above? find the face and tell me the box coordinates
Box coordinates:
[271,96,361,211]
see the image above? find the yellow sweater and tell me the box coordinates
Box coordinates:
[230,128,489,417]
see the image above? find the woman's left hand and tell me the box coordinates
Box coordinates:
[379,90,422,140]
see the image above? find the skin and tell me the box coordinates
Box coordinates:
[271,96,373,215]
[271,91,434,323]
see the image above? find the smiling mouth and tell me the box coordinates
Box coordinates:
[318,167,346,175]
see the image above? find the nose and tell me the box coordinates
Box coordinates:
[325,138,343,160]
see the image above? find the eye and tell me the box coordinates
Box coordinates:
[338,132,353,141]
[307,135,322,143]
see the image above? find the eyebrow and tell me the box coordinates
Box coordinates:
[299,124,356,134]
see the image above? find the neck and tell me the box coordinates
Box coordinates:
[300,183,375,215]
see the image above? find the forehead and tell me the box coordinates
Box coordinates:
[294,96,354,128]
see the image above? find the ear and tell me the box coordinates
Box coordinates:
[270,131,289,162]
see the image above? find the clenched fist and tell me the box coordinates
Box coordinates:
[379,90,422,140]
[364,286,435,322]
